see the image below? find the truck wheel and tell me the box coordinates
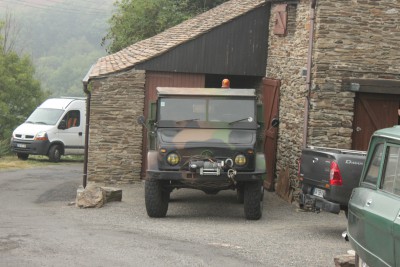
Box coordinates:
[145,179,169,218]
[48,145,62,163]
[17,153,29,160]
[236,185,244,204]
[244,181,263,220]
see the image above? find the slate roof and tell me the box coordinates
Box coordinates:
[88,0,266,79]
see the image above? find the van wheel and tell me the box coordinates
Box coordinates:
[17,153,29,160]
[48,145,62,163]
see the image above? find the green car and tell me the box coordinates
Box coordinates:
[348,126,400,267]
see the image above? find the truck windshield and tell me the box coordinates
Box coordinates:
[25,108,64,125]
[159,98,255,124]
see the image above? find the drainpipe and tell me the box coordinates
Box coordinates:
[82,65,94,188]
[303,0,317,148]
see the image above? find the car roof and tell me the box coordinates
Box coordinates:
[157,87,256,98]
[374,125,400,141]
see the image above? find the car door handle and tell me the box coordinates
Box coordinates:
[366,199,372,206]
[79,132,82,136]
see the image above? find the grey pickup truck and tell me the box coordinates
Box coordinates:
[298,146,366,216]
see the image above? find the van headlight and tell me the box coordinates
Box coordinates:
[167,153,180,166]
[234,154,247,166]
[34,131,48,141]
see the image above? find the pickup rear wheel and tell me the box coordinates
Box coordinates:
[48,145,62,163]
[17,153,29,160]
[244,181,263,220]
[145,179,169,218]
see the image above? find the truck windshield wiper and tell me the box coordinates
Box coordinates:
[176,118,199,124]
[35,121,48,125]
[26,121,34,124]
[229,117,252,125]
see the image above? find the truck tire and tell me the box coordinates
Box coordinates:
[145,179,169,218]
[236,184,244,204]
[244,181,263,220]
[17,153,29,160]
[48,145,61,163]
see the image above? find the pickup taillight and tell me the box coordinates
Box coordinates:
[329,161,343,186]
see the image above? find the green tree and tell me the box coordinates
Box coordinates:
[102,0,228,53]
[0,19,46,151]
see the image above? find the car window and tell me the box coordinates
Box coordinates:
[364,143,384,185]
[381,145,400,196]
[62,110,81,129]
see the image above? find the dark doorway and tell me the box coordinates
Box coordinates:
[205,74,262,89]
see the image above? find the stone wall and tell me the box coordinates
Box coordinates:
[87,69,145,184]
[266,0,310,189]
[311,0,400,147]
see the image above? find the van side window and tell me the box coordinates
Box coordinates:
[62,110,80,129]
[381,145,400,196]
[363,143,384,185]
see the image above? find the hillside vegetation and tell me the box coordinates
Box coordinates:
[0,0,114,97]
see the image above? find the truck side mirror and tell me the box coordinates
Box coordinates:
[137,115,145,126]
[149,102,157,121]
[271,118,279,128]
[58,120,66,130]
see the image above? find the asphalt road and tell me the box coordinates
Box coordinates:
[0,164,352,267]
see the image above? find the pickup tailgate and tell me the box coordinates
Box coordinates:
[299,147,366,208]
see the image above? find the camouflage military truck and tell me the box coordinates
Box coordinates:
[139,86,267,220]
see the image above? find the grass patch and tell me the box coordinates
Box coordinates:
[0,155,84,170]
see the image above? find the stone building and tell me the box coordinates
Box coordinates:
[83,0,400,195]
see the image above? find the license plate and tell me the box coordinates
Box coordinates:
[17,143,26,148]
[313,188,325,198]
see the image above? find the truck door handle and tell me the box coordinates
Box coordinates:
[366,199,372,206]
[79,132,82,136]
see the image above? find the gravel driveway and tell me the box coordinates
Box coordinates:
[0,164,351,266]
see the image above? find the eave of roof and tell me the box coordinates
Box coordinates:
[88,0,266,79]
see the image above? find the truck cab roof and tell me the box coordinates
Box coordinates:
[156,87,256,98]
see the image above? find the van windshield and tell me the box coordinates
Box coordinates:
[25,108,64,125]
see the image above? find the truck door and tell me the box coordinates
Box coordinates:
[59,110,84,154]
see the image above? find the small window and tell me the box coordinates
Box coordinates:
[381,145,400,196]
[363,143,384,185]
[273,4,288,36]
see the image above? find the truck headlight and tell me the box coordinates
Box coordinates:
[34,131,48,141]
[234,154,247,166]
[167,153,180,166]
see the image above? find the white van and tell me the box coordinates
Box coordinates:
[10,98,86,162]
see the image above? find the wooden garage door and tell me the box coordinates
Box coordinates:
[352,93,400,151]
[141,72,205,178]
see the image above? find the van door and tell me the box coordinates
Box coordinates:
[59,110,84,155]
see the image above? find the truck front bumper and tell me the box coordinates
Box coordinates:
[147,170,264,182]
[299,192,341,214]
